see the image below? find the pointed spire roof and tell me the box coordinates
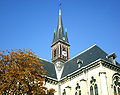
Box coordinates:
[52,29,56,43]
[65,28,69,43]
[52,1,69,46]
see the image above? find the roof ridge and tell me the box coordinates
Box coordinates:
[65,44,97,63]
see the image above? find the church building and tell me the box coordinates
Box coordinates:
[40,1,120,95]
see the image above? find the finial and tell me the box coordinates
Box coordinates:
[59,0,61,15]
[54,29,55,33]
[65,28,67,32]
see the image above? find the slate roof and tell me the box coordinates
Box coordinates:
[40,45,119,80]
[40,59,57,80]
[52,9,69,46]
[61,45,119,78]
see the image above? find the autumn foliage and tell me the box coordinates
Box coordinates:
[0,49,55,95]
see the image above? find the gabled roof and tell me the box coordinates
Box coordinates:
[40,45,119,80]
[39,59,57,80]
[61,45,118,78]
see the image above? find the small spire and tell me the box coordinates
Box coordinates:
[52,29,56,43]
[59,0,61,15]
[65,28,67,33]
[65,28,69,43]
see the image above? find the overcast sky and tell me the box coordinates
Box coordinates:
[0,0,120,63]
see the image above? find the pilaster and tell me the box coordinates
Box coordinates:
[99,72,109,95]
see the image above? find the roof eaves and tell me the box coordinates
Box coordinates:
[46,76,58,81]
[51,39,70,47]
[100,58,120,68]
[61,58,120,80]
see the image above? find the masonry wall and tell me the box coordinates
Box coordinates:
[59,63,120,95]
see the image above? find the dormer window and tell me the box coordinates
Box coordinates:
[106,53,117,64]
[77,59,83,68]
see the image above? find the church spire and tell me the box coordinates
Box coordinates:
[52,0,69,46]
[51,0,70,63]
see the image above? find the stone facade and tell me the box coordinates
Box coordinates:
[44,59,120,95]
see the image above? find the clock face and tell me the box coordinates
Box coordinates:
[62,51,67,56]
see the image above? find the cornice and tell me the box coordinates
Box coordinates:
[45,58,120,85]
[51,40,70,47]
[59,59,102,84]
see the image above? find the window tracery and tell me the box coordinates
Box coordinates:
[62,89,66,95]
[75,83,81,95]
[90,76,98,95]
[112,73,120,95]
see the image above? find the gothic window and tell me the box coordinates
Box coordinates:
[94,84,98,95]
[75,83,81,95]
[75,92,77,95]
[63,89,66,95]
[118,88,120,95]
[90,86,94,95]
[54,49,56,57]
[63,47,66,51]
[114,86,117,94]
[79,90,81,95]
[112,73,120,95]
[90,76,98,95]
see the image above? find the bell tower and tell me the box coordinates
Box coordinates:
[51,1,70,64]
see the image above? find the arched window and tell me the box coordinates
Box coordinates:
[114,86,117,95]
[118,87,120,95]
[63,47,66,51]
[112,73,120,95]
[90,86,94,95]
[94,84,98,95]
[63,89,66,95]
[79,90,81,95]
[90,76,98,95]
[75,83,81,95]
[75,92,77,95]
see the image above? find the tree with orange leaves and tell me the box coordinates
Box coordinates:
[0,49,55,95]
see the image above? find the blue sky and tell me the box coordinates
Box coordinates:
[0,0,120,63]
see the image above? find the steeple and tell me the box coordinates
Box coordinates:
[51,0,70,64]
[52,0,69,46]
